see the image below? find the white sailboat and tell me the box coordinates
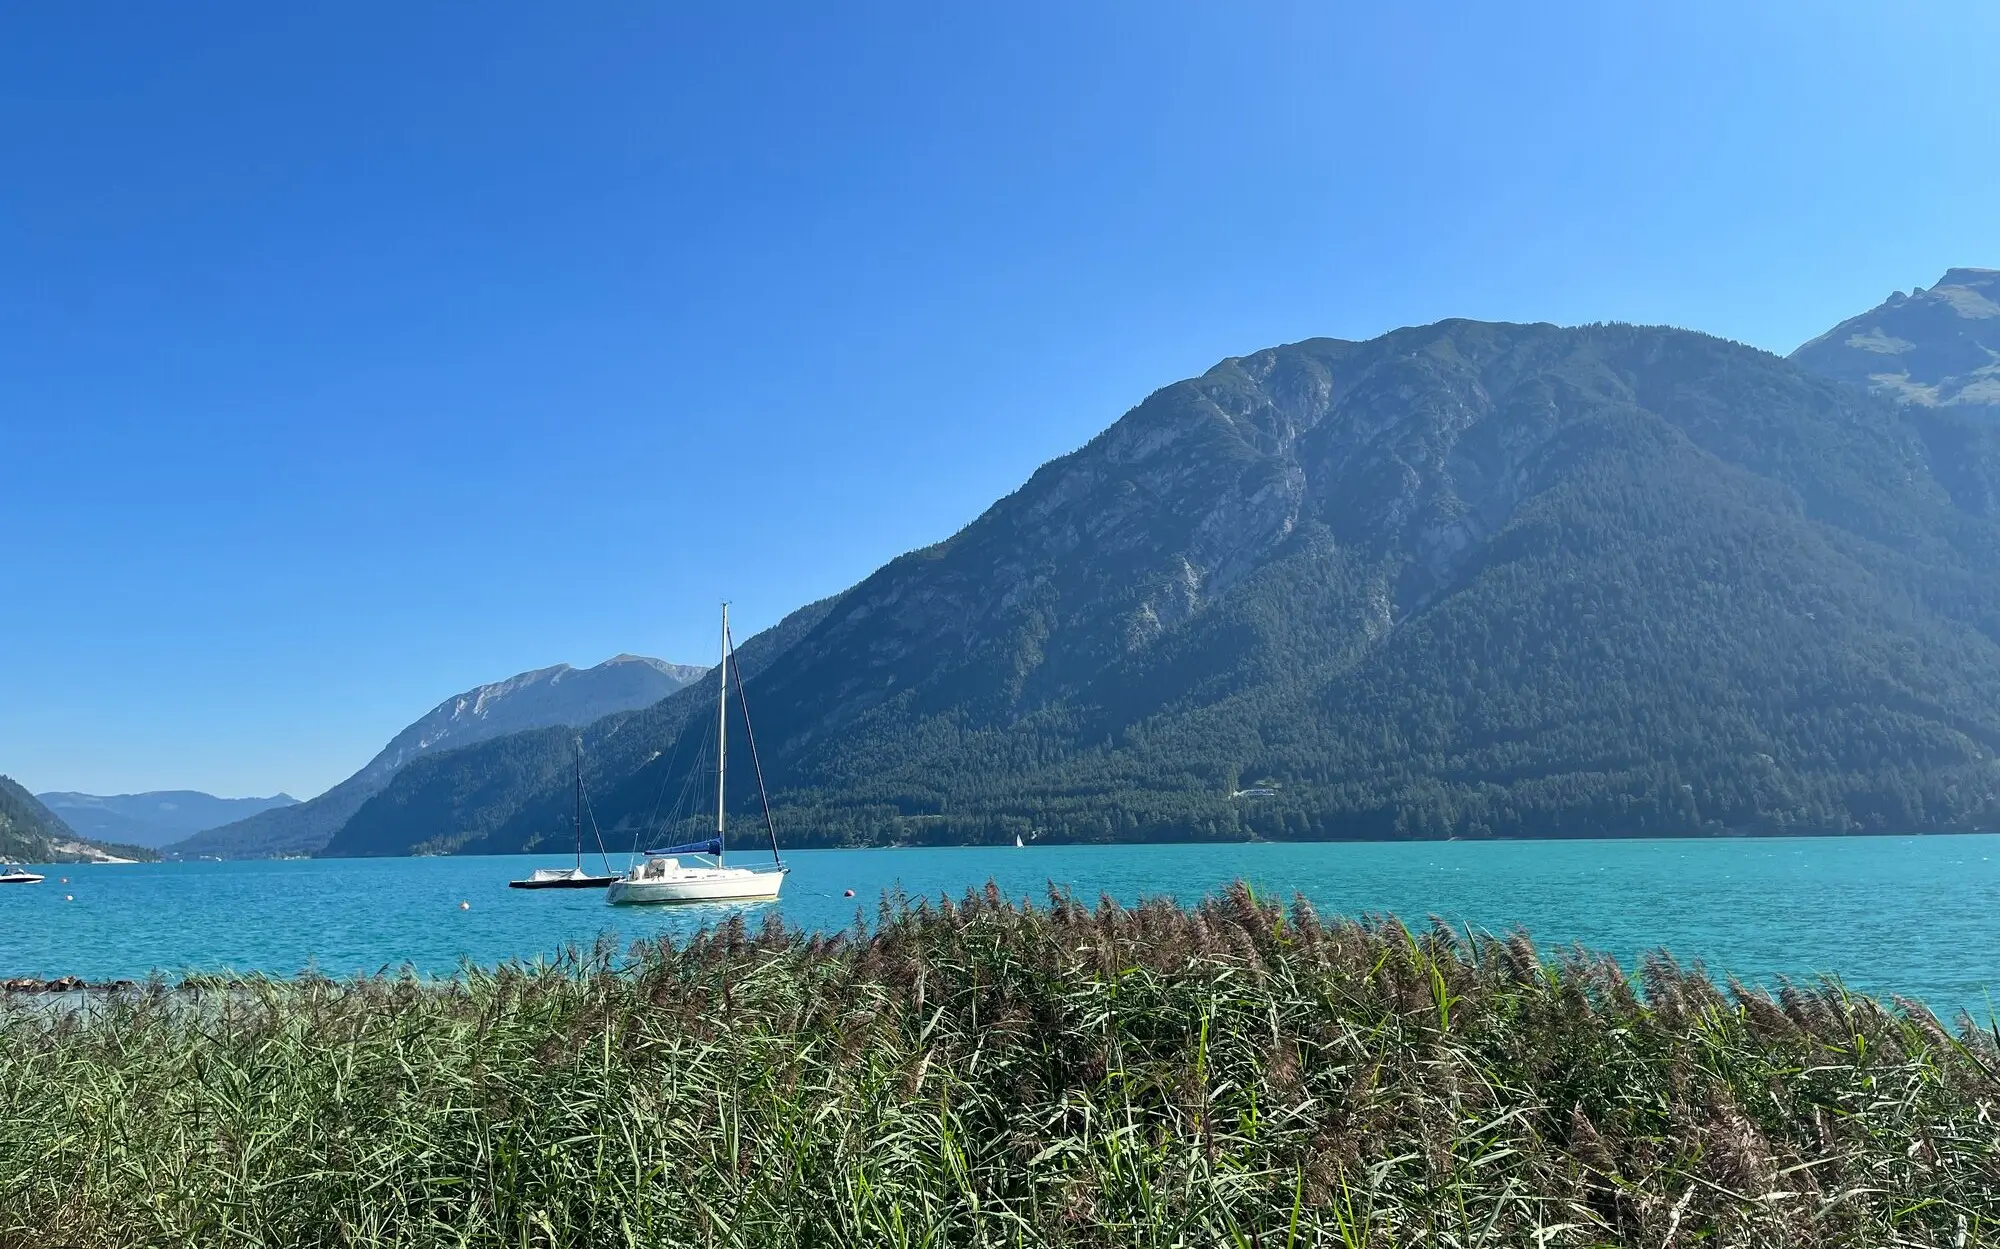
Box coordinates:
[606,603,788,906]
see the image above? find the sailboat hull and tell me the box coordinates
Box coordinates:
[509,874,619,889]
[606,865,785,906]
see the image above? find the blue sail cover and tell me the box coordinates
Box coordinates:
[645,838,723,858]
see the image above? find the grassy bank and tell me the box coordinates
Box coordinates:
[3,885,1996,1248]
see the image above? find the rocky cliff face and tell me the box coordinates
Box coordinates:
[1792,268,2000,421]
[171,655,705,858]
[332,319,2000,852]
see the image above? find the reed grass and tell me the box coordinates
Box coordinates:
[2,883,1996,1247]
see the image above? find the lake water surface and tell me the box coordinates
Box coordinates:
[5,836,1997,1020]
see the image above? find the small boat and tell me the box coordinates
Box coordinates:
[1015,833,1024,848]
[608,604,788,906]
[0,865,46,885]
[511,747,620,889]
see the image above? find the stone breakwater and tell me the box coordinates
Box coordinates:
[2,977,139,993]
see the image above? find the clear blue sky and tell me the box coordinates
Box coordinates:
[3,3,1995,799]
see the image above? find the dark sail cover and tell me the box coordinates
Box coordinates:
[644,838,723,858]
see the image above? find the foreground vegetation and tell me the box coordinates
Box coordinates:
[3,886,1996,1247]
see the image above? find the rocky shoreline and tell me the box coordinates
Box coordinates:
[2,976,140,994]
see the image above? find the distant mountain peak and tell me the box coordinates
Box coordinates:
[597,653,708,680]
[1936,266,1999,292]
[167,652,706,859]
[378,655,707,780]
[1793,266,2000,419]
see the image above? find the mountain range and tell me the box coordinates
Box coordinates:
[170,654,704,858]
[0,777,160,864]
[35,790,297,850]
[298,271,2000,855]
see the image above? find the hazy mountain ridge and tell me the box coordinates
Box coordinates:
[36,790,297,850]
[324,311,2000,854]
[170,654,705,859]
[0,776,160,863]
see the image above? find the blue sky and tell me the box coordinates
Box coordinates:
[3,3,1995,798]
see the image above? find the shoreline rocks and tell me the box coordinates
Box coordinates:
[2,976,139,994]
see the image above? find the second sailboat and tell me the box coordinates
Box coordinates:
[510,743,620,889]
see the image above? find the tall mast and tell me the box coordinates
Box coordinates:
[716,601,729,859]
[572,744,583,871]
[726,629,786,870]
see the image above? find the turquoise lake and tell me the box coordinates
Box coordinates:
[4,836,1997,1021]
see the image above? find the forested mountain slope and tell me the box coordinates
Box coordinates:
[330,320,2000,853]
